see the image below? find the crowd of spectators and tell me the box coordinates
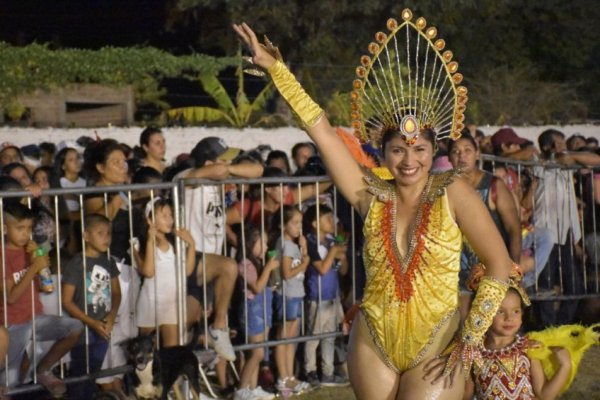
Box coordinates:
[0,125,598,399]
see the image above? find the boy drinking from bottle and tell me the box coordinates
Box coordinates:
[0,202,82,396]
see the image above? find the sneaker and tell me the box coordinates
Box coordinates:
[234,387,257,400]
[321,374,350,387]
[276,378,292,395]
[305,371,320,387]
[37,370,66,397]
[252,386,275,400]
[287,377,311,393]
[207,326,236,361]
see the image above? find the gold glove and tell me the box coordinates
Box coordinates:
[268,60,324,128]
[444,276,508,375]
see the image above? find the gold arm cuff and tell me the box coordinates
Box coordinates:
[462,276,508,345]
[268,60,324,128]
[442,276,508,375]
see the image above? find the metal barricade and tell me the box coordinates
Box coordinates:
[1,158,599,396]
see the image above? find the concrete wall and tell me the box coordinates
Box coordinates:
[1,125,598,165]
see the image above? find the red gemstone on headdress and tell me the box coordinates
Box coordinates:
[360,55,371,67]
[452,73,463,84]
[353,79,362,89]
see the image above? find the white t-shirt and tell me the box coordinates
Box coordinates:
[176,169,225,254]
[59,176,87,212]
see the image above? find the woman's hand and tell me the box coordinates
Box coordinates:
[232,22,277,70]
[422,356,462,389]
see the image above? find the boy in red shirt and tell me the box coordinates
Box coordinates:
[0,203,82,396]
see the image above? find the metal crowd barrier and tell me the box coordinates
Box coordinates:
[0,158,599,395]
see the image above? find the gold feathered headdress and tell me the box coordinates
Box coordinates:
[350,8,467,147]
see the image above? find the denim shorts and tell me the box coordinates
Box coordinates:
[273,292,303,322]
[239,287,273,337]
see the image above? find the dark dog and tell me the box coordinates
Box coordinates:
[122,326,201,400]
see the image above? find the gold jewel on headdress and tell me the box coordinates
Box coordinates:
[467,262,531,306]
[351,8,468,147]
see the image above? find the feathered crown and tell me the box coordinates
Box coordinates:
[467,263,531,306]
[350,8,467,147]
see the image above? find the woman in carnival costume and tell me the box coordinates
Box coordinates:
[234,9,513,399]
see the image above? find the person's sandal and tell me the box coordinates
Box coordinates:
[37,370,66,398]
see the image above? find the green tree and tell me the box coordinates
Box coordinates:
[163,56,278,127]
[164,0,600,122]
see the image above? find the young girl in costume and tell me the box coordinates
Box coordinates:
[136,198,196,347]
[464,264,571,400]
[268,205,311,394]
[234,227,279,400]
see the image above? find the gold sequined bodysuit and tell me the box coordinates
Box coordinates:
[361,170,462,373]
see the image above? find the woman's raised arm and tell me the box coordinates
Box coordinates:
[233,23,371,214]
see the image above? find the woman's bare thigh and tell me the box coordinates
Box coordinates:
[348,310,462,400]
[397,312,464,400]
[347,312,400,400]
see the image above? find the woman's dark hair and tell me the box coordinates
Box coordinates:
[266,150,291,174]
[235,226,264,273]
[33,166,54,184]
[294,155,326,177]
[0,176,24,206]
[133,166,163,184]
[380,127,436,154]
[1,162,30,179]
[537,129,564,158]
[447,133,478,154]
[83,139,123,184]
[52,147,79,186]
[291,142,314,160]
[139,127,163,158]
[268,205,301,249]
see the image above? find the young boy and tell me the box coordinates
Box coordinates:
[302,204,349,387]
[62,213,121,398]
[0,202,82,396]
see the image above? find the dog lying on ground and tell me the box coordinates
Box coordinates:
[122,325,201,400]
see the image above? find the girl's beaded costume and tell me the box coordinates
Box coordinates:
[474,335,535,400]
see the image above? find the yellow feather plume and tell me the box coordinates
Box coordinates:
[526,323,600,395]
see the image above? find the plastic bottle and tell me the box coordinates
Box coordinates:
[34,241,54,293]
[267,249,281,289]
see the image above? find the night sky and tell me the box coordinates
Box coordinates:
[0,1,183,51]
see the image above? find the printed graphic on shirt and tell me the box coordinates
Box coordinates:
[87,264,112,314]
[12,269,28,285]
[204,191,223,234]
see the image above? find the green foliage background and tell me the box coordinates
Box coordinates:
[0,43,237,120]
[166,0,600,125]
[2,0,600,126]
